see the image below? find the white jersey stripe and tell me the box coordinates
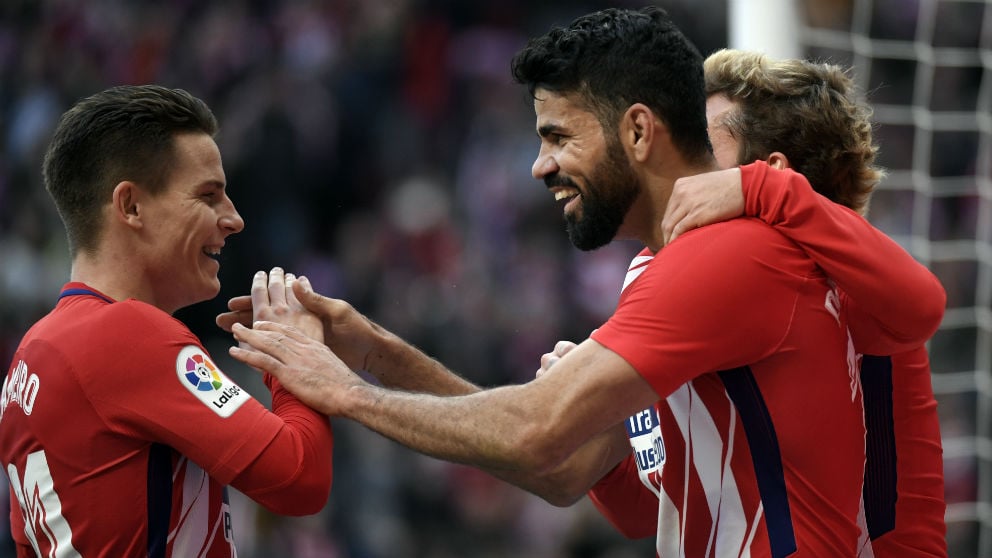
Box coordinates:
[714,398,749,557]
[621,255,653,293]
[172,461,210,556]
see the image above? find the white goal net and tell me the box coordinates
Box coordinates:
[792,0,991,555]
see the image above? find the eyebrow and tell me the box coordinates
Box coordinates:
[537,123,565,138]
[200,180,227,191]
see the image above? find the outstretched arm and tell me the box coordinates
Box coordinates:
[229,320,652,505]
[662,162,946,354]
[217,277,479,396]
[222,277,628,505]
[227,268,334,515]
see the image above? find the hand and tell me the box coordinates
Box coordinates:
[661,167,745,245]
[216,295,252,333]
[290,277,384,372]
[229,321,357,416]
[251,268,323,341]
[536,340,578,378]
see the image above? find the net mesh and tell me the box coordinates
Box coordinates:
[797,0,991,554]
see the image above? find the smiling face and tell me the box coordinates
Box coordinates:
[138,132,244,313]
[531,89,640,251]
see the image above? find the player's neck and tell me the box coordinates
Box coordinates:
[637,156,722,252]
[70,247,152,307]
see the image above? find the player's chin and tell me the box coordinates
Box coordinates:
[198,276,222,302]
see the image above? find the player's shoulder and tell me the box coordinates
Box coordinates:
[662,217,799,260]
[92,299,197,344]
[641,217,817,290]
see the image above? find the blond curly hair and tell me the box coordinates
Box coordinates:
[704,49,883,215]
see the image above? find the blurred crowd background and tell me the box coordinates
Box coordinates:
[0,0,987,557]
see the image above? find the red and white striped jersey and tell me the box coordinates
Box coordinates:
[592,227,866,557]
[589,163,946,557]
[0,283,334,557]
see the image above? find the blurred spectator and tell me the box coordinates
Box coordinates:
[0,1,721,556]
[3,0,984,556]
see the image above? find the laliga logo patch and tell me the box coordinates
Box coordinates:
[175,345,250,418]
[184,353,223,391]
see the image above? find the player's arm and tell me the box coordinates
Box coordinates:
[226,370,334,515]
[235,269,627,506]
[664,162,946,354]
[588,455,658,539]
[542,342,656,538]
[223,268,335,515]
[227,224,793,499]
[217,277,479,396]
[232,321,654,482]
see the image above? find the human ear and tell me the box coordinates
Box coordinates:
[622,103,657,163]
[767,151,792,170]
[112,181,143,229]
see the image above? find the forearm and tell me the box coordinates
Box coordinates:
[742,162,946,351]
[365,329,480,395]
[484,423,630,507]
[341,382,562,471]
[232,374,334,515]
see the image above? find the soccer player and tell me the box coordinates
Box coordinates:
[580,50,947,557]
[0,85,334,556]
[654,49,946,557]
[224,8,942,556]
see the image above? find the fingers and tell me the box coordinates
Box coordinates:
[668,217,695,246]
[293,276,325,312]
[662,206,690,246]
[251,270,269,320]
[285,273,304,308]
[216,310,252,333]
[538,340,578,377]
[268,267,287,306]
[227,295,252,312]
[539,352,559,372]
[553,340,577,357]
[229,344,282,374]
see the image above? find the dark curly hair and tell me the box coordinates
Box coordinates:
[511,7,712,164]
[43,85,218,256]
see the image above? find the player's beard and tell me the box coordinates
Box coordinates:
[564,138,640,251]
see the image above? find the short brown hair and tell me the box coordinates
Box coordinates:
[43,85,218,256]
[704,49,882,215]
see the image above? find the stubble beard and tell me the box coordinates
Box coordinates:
[565,140,640,251]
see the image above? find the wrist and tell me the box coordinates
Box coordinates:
[364,326,403,378]
[344,382,384,419]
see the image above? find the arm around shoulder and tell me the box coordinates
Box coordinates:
[740,161,946,353]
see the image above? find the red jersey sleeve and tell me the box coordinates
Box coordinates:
[80,302,332,513]
[229,372,333,515]
[592,218,823,398]
[739,161,946,354]
[588,456,657,539]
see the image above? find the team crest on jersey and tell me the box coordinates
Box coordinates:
[175,345,250,417]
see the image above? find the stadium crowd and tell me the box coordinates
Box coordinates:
[0,0,984,556]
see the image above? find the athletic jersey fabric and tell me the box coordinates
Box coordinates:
[857,349,945,557]
[740,162,946,556]
[591,219,864,557]
[0,283,334,557]
[588,163,946,557]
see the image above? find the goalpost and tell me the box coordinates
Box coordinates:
[730,0,992,555]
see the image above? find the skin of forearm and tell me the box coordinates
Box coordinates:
[341,380,583,474]
[359,330,628,505]
[364,329,480,396]
[483,423,631,506]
